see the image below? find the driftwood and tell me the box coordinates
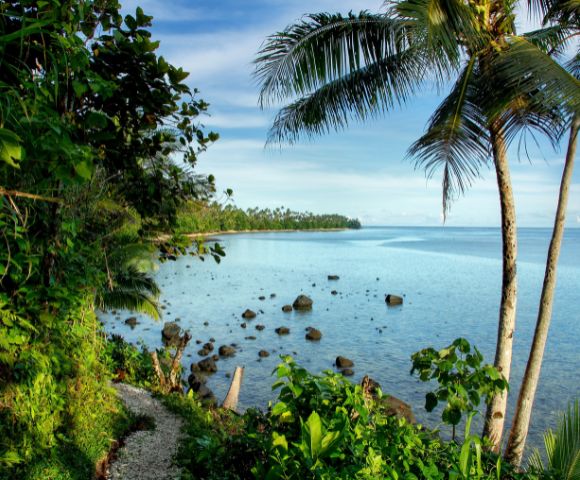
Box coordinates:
[150,331,192,392]
[222,366,244,411]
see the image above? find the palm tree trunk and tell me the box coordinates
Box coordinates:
[483,123,518,451]
[504,116,579,466]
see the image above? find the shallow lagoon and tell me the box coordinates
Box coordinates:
[101,226,580,450]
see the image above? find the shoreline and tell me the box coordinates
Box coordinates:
[157,227,352,242]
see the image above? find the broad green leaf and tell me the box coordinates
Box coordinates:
[0,128,22,168]
[306,411,323,459]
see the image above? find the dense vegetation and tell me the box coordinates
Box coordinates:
[0,1,218,477]
[176,201,362,233]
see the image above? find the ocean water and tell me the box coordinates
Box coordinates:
[101,227,580,450]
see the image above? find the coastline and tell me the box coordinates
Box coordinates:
[157,227,352,242]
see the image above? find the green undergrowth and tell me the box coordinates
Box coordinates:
[163,356,531,480]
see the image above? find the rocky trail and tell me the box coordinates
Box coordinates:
[107,383,184,480]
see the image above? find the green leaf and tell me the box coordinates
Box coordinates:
[306,411,323,459]
[74,160,94,180]
[0,128,22,168]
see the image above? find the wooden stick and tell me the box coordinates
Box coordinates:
[222,366,244,411]
[0,187,63,204]
[150,351,167,389]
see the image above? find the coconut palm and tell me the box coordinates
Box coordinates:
[504,0,579,465]
[528,400,580,479]
[255,0,578,450]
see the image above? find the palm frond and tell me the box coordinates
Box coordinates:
[408,59,489,219]
[529,400,580,479]
[255,12,413,106]
[392,0,478,81]
[490,36,580,118]
[98,288,160,320]
[524,25,577,58]
[266,47,425,144]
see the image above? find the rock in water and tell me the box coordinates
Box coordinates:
[282,305,293,312]
[328,275,340,280]
[161,322,181,345]
[361,376,415,423]
[198,357,217,373]
[305,327,322,341]
[385,294,404,306]
[275,327,290,335]
[125,316,138,327]
[258,350,270,358]
[342,368,354,376]
[336,356,354,368]
[218,345,236,357]
[293,295,313,310]
[255,324,265,331]
[242,309,257,319]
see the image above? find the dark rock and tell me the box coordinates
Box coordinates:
[203,321,209,326]
[328,275,340,280]
[258,350,270,358]
[385,294,404,306]
[270,293,276,298]
[245,335,256,340]
[211,354,219,361]
[203,342,214,352]
[242,309,257,319]
[188,372,207,392]
[258,296,266,301]
[125,316,138,326]
[255,324,265,331]
[190,363,200,373]
[195,340,202,344]
[342,368,354,376]
[198,357,217,373]
[361,376,415,423]
[293,295,313,310]
[240,322,247,328]
[331,290,338,295]
[336,356,354,368]
[162,322,181,344]
[275,327,290,335]
[305,327,322,341]
[209,338,215,343]
[218,345,236,357]
[282,305,293,312]
[197,348,210,356]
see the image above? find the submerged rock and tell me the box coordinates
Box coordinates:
[218,345,236,357]
[293,295,313,310]
[305,327,322,341]
[282,305,293,313]
[255,324,265,331]
[242,309,257,319]
[328,275,340,280]
[198,357,217,373]
[342,368,354,376]
[336,356,354,368]
[385,294,403,306]
[125,316,138,327]
[275,327,290,335]
[258,350,270,358]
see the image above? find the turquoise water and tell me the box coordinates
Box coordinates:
[101,227,580,449]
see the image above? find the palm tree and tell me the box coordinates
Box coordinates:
[504,0,579,464]
[255,0,577,450]
[528,400,580,478]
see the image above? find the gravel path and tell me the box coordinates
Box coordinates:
[108,383,184,480]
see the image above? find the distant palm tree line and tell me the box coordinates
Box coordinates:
[176,201,362,233]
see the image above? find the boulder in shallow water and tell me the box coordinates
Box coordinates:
[203,342,214,352]
[305,327,322,341]
[336,356,354,368]
[282,305,293,312]
[255,324,265,331]
[275,327,290,335]
[162,322,181,345]
[218,345,236,357]
[293,295,313,310]
[342,368,354,376]
[198,357,217,373]
[361,376,415,423]
[328,275,340,280]
[385,294,403,306]
[125,316,138,327]
[258,350,270,358]
[242,309,257,319]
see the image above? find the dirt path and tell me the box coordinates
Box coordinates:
[108,383,184,480]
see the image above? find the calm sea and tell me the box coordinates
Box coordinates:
[101,226,580,450]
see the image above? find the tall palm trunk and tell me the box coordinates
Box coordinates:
[483,122,518,451]
[504,116,579,466]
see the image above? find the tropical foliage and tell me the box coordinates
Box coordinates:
[176,201,361,233]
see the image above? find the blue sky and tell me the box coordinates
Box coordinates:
[122,0,579,227]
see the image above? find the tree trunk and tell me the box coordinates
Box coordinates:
[222,366,244,411]
[483,123,518,451]
[504,116,579,466]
